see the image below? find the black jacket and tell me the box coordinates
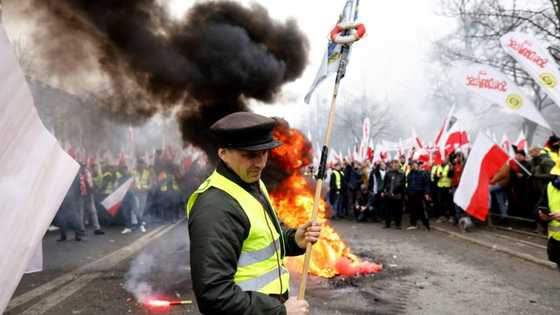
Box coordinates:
[368,167,386,194]
[383,170,405,199]
[406,170,430,195]
[188,161,305,315]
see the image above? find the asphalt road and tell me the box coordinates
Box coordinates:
[5,219,560,315]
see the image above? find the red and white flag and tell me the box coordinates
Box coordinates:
[434,105,456,147]
[454,134,510,221]
[515,131,528,152]
[441,118,469,156]
[501,134,511,151]
[101,178,134,217]
[0,26,79,313]
[412,128,425,149]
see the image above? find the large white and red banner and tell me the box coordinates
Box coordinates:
[500,32,560,110]
[460,64,551,129]
[101,178,134,217]
[454,134,510,221]
[0,26,80,313]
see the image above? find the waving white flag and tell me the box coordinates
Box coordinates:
[304,0,359,103]
[500,32,560,109]
[0,25,79,313]
[459,64,551,129]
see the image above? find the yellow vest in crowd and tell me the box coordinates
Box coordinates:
[159,172,179,192]
[543,147,559,163]
[187,171,290,295]
[102,172,113,194]
[134,169,151,190]
[333,170,342,191]
[547,182,560,241]
[435,165,452,188]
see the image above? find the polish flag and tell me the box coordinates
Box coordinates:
[515,131,528,152]
[501,134,510,151]
[412,128,425,149]
[442,120,469,156]
[453,134,510,221]
[101,178,134,217]
[434,105,456,147]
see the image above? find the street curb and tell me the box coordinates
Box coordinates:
[431,226,558,270]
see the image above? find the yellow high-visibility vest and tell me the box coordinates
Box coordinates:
[187,171,290,295]
[543,147,559,163]
[435,165,452,188]
[547,182,560,241]
[103,172,113,194]
[333,170,342,191]
[134,169,151,190]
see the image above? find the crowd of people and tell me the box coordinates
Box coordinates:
[326,135,560,234]
[52,149,209,241]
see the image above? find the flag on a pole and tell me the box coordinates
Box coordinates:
[459,64,551,129]
[515,131,528,152]
[101,178,134,217]
[434,105,456,147]
[501,134,511,151]
[500,32,560,110]
[304,0,359,103]
[453,134,510,221]
[412,128,425,149]
[0,25,79,313]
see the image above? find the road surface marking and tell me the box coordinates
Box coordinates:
[7,223,179,313]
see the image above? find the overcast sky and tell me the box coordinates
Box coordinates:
[168,0,454,130]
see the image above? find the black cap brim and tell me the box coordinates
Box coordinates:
[235,140,282,151]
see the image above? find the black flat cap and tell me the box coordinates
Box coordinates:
[210,112,282,151]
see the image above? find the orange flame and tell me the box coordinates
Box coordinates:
[270,125,382,278]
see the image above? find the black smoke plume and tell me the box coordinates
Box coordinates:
[29,0,309,155]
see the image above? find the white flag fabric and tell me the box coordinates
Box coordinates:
[454,134,510,221]
[500,32,560,110]
[101,178,134,217]
[25,243,43,274]
[460,64,551,129]
[0,26,80,313]
[304,0,358,103]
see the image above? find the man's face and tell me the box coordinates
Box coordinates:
[411,163,418,171]
[515,153,525,162]
[391,161,399,171]
[219,148,269,183]
[379,162,386,170]
[530,148,540,158]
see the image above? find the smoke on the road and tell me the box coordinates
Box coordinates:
[124,227,190,303]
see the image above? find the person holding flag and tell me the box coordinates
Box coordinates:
[187,112,321,314]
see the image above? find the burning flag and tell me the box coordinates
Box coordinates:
[269,126,381,278]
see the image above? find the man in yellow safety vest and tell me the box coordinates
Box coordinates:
[187,112,321,314]
[537,159,560,271]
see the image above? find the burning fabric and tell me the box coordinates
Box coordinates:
[268,122,382,278]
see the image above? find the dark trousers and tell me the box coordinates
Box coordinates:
[345,189,357,218]
[436,187,452,218]
[407,194,430,229]
[548,237,560,266]
[384,198,403,227]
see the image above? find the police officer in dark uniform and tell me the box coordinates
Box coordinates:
[187,112,321,314]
